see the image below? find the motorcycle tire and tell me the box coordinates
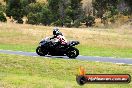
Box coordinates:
[66,47,79,58]
[76,75,87,85]
[36,46,47,56]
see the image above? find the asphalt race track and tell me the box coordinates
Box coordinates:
[0,49,132,65]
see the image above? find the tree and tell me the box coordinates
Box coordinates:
[92,0,119,18]
[4,0,36,3]
[70,0,84,22]
[25,2,42,14]
[27,12,41,24]
[58,0,69,26]
[48,0,71,26]
[0,3,6,22]
[26,3,52,25]
[40,6,52,25]
[85,15,95,27]
[92,0,121,25]
[28,0,36,3]
[47,0,61,21]
[26,3,43,24]
[5,0,37,23]
[124,0,132,15]
[6,0,24,23]
[83,0,93,16]
[44,0,84,27]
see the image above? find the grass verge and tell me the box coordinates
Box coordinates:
[0,23,132,58]
[0,44,132,58]
[78,45,132,58]
[0,54,132,88]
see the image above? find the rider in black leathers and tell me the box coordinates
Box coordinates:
[50,28,67,47]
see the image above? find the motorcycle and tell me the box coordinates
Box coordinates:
[36,37,80,58]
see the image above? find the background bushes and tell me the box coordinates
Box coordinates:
[0,0,131,27]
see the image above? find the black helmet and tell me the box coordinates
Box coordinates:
[53,27,62,36]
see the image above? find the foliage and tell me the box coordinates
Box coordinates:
[25,2,42,14]
[26,3,43,24]
[1,0,132,27]
[20,0,32,15]
[72,19,81,28]
[124,0,132,14]
[5,0,37,23]
[0,11,6,22]
[93,0,119,18]
[0,3,6,12]
[52,17,73,27]
[0,3,6,22]
[27,12,41,24]
[40,6,52,25]
[107,6,118,18]
[0,0,94,27]
[69,0,84,22]
[47,0,60,21]
[6,0,24,23]
[63,16,72,27]
[26,3,53,25]
[92,0,124,25]
[53,19,63,26]
[85,15,95,27]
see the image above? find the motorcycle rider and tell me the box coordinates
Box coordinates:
[50,27,67,47]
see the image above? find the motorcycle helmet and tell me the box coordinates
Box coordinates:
[53,27,62,36]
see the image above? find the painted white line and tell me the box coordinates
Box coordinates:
[0,49,35,53]
[1,49,132,65]
[115,63,125,65]
[95,61,100,62]
[19,55,27,57]
[129,64,132,65]
[79,55,117,59]
[33,56,38,57]
[126,64,132,65]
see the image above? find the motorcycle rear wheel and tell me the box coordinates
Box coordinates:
[66,47,79,58]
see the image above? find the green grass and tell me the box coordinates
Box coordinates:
[0,54,132,88]
[0,44,132,58]
[78,45,132,58]
[0,44,36,52]
[0,23,132,58]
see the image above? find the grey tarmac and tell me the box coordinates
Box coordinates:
[0,49,132,65]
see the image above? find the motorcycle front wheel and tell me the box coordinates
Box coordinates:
[36,46,47,56]
[66,47,79,58]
